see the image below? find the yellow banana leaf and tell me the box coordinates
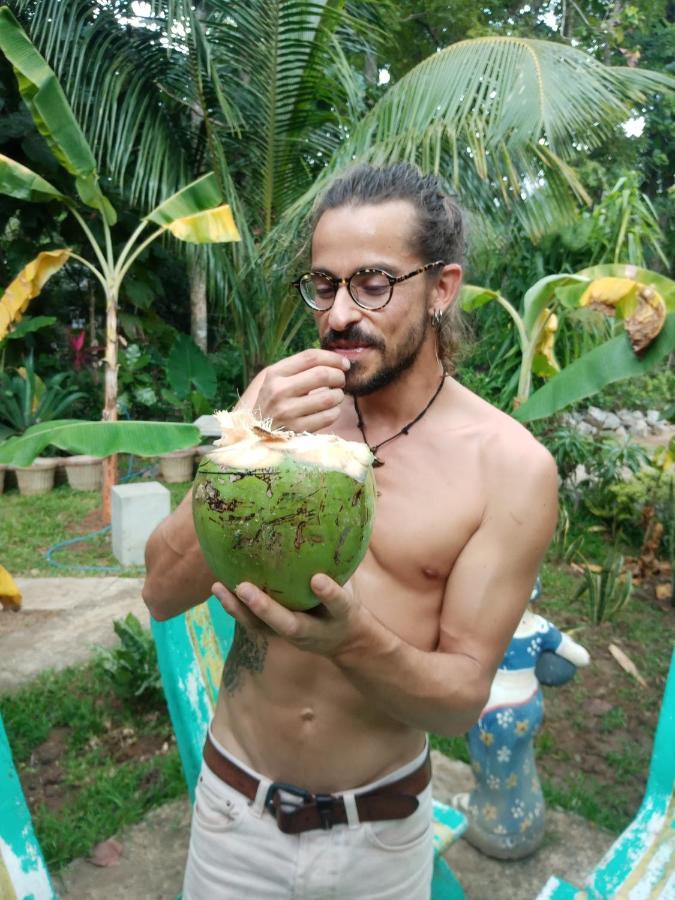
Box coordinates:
[0,249,70,341]
[579,276,667,353]
[0,565,22,611]
[165,204,241,244]
[531,308,560,377]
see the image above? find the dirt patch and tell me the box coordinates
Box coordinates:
[97,721,173,765]
[17,717,175,817]
[0,608,58,636]
[21,727,76,813]
[65,507,109,536]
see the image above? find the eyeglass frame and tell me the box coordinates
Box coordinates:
[291,260,446,311]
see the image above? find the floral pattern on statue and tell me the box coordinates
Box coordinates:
[452,598,590,860]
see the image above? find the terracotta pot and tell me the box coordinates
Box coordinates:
[64,455,104,491]
[159,448,196,483]
[14,457,58,496]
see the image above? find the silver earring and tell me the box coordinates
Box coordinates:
[431,309,443,331]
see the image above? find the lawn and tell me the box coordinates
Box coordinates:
[0,467,191,576]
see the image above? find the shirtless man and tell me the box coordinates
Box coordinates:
[142,163,558,899]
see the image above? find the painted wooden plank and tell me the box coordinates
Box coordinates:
[0,714,54,900]
[587,649,675,899]
[535,875,589,899]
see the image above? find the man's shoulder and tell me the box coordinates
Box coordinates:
[451,380,557,483]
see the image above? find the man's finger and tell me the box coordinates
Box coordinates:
[235,582,304,639]
[277,387,344,421]
[212,582,265,632]
[309,574,351,618]
[272,348,350,377]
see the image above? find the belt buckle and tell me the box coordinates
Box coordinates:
[314,793,337,830]
[264,782,338,831]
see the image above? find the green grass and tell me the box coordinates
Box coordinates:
[0,472,191,576]
[0,657,186,872]
[541,774,635,834]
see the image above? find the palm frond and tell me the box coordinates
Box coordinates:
[272,36,674,248]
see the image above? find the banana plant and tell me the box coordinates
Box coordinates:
[460,264,675,422]
[0,8,240,519]
[0,419,201,468]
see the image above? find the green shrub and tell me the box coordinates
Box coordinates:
[576,549,633,625]
[540,426,598,483]
[97,614,164,708]
[586,370,675,416]
[606,467,675,556]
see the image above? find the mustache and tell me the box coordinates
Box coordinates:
[321,325,384,352]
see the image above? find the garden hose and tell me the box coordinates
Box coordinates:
[44,455,155,572]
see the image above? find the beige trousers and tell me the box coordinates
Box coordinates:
[182,731,433,900]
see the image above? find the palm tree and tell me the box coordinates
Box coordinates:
[7,0,674,379]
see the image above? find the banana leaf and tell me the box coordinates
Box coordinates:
[0,8,115,224]
[0,315,57,343]
[0,250,70,341]
[514,312,675,423]
[0,420,200,467]
[522,274,587,334]
[167,205,240,245]
[0,154,64,202]
[459,284,501,312]
[145,173,223,227]
[577,264,675,308]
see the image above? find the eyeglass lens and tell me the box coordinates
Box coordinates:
[301,271,392,310]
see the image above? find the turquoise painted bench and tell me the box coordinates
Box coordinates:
[0,714,53,900]
[536,647,675,900]
[151,595,468,899]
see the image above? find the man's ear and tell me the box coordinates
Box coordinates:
[432,263,463,315]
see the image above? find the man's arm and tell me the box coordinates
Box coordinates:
[142,350,349,620]
[217,440,558,736]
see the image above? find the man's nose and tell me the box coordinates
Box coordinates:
[326,283,362,332]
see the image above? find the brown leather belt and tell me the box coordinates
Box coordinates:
[203,735,431,835]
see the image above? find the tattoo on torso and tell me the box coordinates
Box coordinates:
[222,624,269,694]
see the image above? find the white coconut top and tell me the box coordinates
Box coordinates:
[204,409,373,482]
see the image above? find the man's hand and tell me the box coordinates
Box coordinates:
[253,349,350,432]
[212,574,369,658]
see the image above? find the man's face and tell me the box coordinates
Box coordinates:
[311,200,433,396]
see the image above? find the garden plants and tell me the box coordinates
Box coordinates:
[460,264,675,422]
[0,7,240,516]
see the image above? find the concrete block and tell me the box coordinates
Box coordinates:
[112,481,170,566]
[193,414,222,437]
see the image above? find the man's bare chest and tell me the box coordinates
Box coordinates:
[366,460,482,590]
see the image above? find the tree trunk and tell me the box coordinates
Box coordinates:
[189,255,208,352]
[102,286,118,524]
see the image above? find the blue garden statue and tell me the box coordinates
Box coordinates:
[451,580,590,859]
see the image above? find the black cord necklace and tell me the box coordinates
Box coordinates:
[353,372,447,467]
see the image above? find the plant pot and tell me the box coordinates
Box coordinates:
[64,455,104,491]
[14,457,58,496]
[159,448,196,483]
[196,444,214,458]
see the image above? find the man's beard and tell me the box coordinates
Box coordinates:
[321,311,429,397]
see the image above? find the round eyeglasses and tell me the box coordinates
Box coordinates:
[292,260,446,311]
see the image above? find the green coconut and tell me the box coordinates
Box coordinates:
[192,410,376,611]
